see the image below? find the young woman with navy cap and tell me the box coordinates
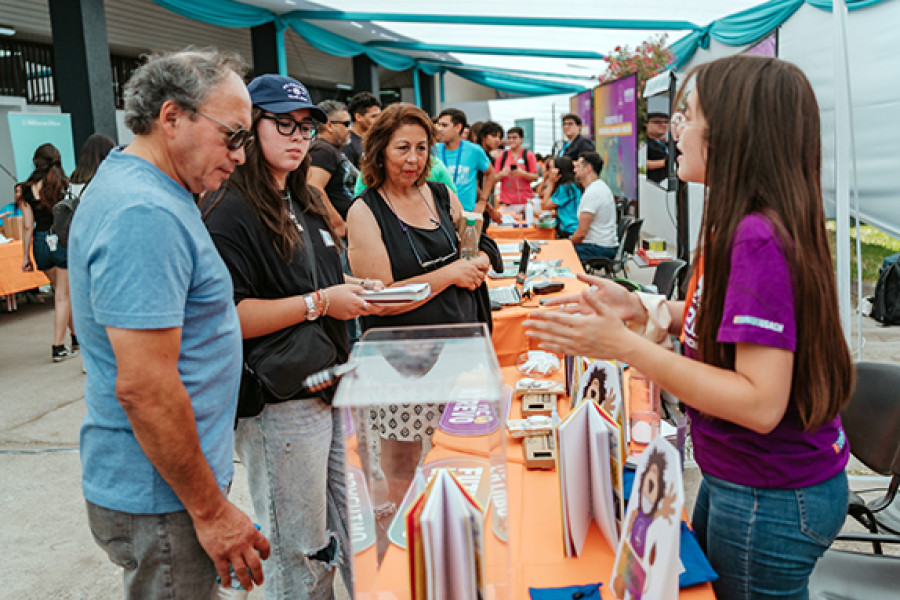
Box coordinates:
[202,74,383,599]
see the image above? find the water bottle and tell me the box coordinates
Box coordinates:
[460,217,479,259]
[524,198,534,226]
[215,567,249,599]
[216,523,261,599]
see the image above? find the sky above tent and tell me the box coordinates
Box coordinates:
[245,0,770,85]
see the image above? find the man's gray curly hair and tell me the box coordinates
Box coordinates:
[123,49,248,135]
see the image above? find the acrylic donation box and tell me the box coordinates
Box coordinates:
[333,324,511,599]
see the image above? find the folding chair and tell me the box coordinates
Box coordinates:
[582,218,643,279]
[840,361,900,547]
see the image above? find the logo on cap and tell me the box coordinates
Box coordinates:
[283,82,309,103]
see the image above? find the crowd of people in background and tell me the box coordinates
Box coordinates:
[7,47,852,600]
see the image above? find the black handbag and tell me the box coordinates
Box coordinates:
[244,320,336,403]
[236,197,336,415]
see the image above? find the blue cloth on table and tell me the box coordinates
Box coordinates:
[679,521,719,587]
[529,582,602,599]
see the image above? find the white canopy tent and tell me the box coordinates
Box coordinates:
[166,0,893,355]
[241,0,769,90]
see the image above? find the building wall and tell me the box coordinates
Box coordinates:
[440,72,497,104]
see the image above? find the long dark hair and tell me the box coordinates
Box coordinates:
[683,55,852,431]
[27,143,67,211]
[224,107,337,261]
[554,156,577,186]
[547,156,577,198]
[70,134,116,184]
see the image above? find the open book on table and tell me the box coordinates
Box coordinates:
[407,468,485,600]
[556,398,626,556]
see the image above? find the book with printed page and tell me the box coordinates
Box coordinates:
[359,283,430,304]
[407,468,485,600]
[555,398,626,556]
[573,359,623,419]
[611,436,684,600]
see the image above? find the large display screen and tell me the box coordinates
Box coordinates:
[592,73,638,201]
[570,89,593,140]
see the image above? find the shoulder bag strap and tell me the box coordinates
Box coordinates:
[292,197,318,289]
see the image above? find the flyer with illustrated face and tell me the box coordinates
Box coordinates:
[611,436,683,600]
[575,359,622,421]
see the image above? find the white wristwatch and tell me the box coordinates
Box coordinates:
[304,294,321,321]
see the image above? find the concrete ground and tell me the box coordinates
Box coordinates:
[1,272,897,598]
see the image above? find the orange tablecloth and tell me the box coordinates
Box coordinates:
[0,240,50,295]
[352,366,714,599]
[489,239,589,367]
[489,224,556,241]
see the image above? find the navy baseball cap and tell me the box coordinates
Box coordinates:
[247,74,328,122]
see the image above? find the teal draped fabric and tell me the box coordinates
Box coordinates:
[670,0,890,68]
[152,0,591,97]
[152,0,272,28]
[447,68,587,96]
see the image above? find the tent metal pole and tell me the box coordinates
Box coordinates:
[275,23,287,76]
[413,67,422,108]
[832,1,853,346]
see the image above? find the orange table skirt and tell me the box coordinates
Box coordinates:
[489,239,588,367]
[489,224,557,241]
[0,240,50,295]
[350,366,714,599]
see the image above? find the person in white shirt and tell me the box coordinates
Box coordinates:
[571,151,618,262]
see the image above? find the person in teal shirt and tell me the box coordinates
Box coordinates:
[434,108,492,212]
[540,156,581,238]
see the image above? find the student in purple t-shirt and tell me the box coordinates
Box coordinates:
[525,55,853,600]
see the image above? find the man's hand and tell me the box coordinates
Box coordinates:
[193,500,271,590]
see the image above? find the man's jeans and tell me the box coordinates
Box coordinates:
[86,501,217,599]
[692,471,848,600]
[235,398,351,600]
[574,243,617,262]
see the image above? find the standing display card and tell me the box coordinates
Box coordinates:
[555,399,625,555]
[611,436,684,600]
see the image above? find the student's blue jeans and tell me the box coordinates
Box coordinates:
[235,399,351,600]
[692,471,848,600]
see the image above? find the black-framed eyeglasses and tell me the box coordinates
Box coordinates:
[330,120,352,127]
[260,114,317,140]
[398,218,459,270]
[191,108,254,151]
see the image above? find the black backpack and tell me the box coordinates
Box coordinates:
[871,262,900,325]
[51,185,83,248]
[500,148,533,171]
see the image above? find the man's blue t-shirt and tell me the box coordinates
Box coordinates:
[435,140,490,211]
[68,149,242,514]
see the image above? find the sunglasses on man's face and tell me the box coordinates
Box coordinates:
[330,120,352,127]
[191,108,254,151]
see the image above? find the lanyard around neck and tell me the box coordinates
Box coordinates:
[442,143,463,186]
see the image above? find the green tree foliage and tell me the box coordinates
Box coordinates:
[598,35,674,143]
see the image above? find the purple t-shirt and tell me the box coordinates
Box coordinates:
[683,214,848,489]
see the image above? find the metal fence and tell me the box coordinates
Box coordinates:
[0,39,140,109]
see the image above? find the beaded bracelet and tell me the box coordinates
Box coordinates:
[321,289,330,316]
